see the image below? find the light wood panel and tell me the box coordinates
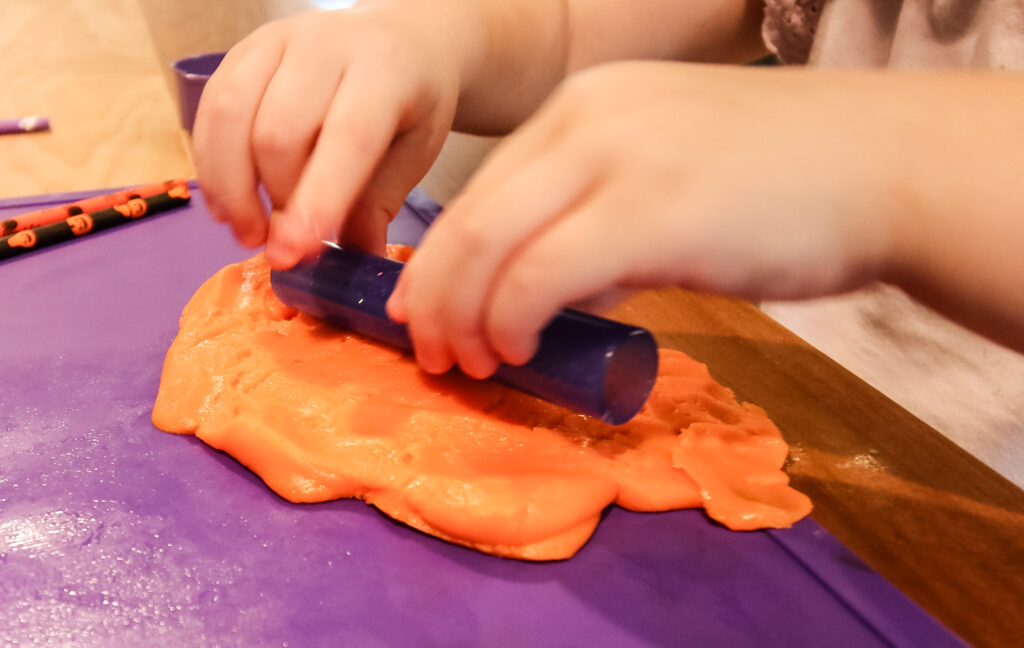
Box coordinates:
[0,0,194,198]
[136,0,276,99]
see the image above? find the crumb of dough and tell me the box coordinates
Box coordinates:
[152,251,811,560]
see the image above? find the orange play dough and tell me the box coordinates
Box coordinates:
[152,251,811,560]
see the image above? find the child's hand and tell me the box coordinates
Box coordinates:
[388,62,908,378]
[193,3,462,267]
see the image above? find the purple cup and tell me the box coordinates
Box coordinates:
[172,51,227,133]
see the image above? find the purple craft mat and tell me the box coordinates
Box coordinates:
[0,184,963,647]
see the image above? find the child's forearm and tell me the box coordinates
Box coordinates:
[392,0,766,135]
[563,0,767,71]
[883,71,1024,351]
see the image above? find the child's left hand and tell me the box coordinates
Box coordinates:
[387,61,910,378]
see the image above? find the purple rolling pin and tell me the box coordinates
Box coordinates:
[0,116,50,135]
[270,245,659,424]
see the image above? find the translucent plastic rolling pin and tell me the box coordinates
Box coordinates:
[270,245,659,424]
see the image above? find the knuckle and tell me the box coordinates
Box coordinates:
[247,19,285,44]
[446,214,497,255]
[443,307,480,340]
[290,11,326,36]
[324,112,386,158]
[505,252,555,300]
[365,28,406,61]
[289,13,352,55]
[485,311,518,349]
[199,88,246,127]
[252,119,302,160]
[498,271,538,311]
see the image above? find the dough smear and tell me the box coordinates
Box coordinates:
[153,251,811,560]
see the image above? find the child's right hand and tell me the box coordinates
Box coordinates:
[192,3,464,268]
[386,61,1024,377]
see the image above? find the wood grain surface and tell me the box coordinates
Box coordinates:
[0,0,195,198]
[611,289,1024,647]
[1,1,1021,646]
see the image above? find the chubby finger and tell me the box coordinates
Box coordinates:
[405,309,457,375]
[265,64,403,269]
[193,28,285,247]
[339,111,452,255]
[389,145,598,377]
[485,194,631,365]
[388,94,579,320]
[252,39,350,211]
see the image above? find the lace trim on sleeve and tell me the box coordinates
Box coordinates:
[762,0,826,64]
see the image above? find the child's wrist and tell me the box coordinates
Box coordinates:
[360,0,486,93]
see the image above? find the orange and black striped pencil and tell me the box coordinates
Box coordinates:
[1,178,188,236]
[0,184,191,261]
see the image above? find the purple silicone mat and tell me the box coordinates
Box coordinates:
[0,184,963,647]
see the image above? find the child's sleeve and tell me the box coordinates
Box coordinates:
[762,0,825,64]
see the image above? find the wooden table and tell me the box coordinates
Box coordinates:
[2,2,1021,646]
